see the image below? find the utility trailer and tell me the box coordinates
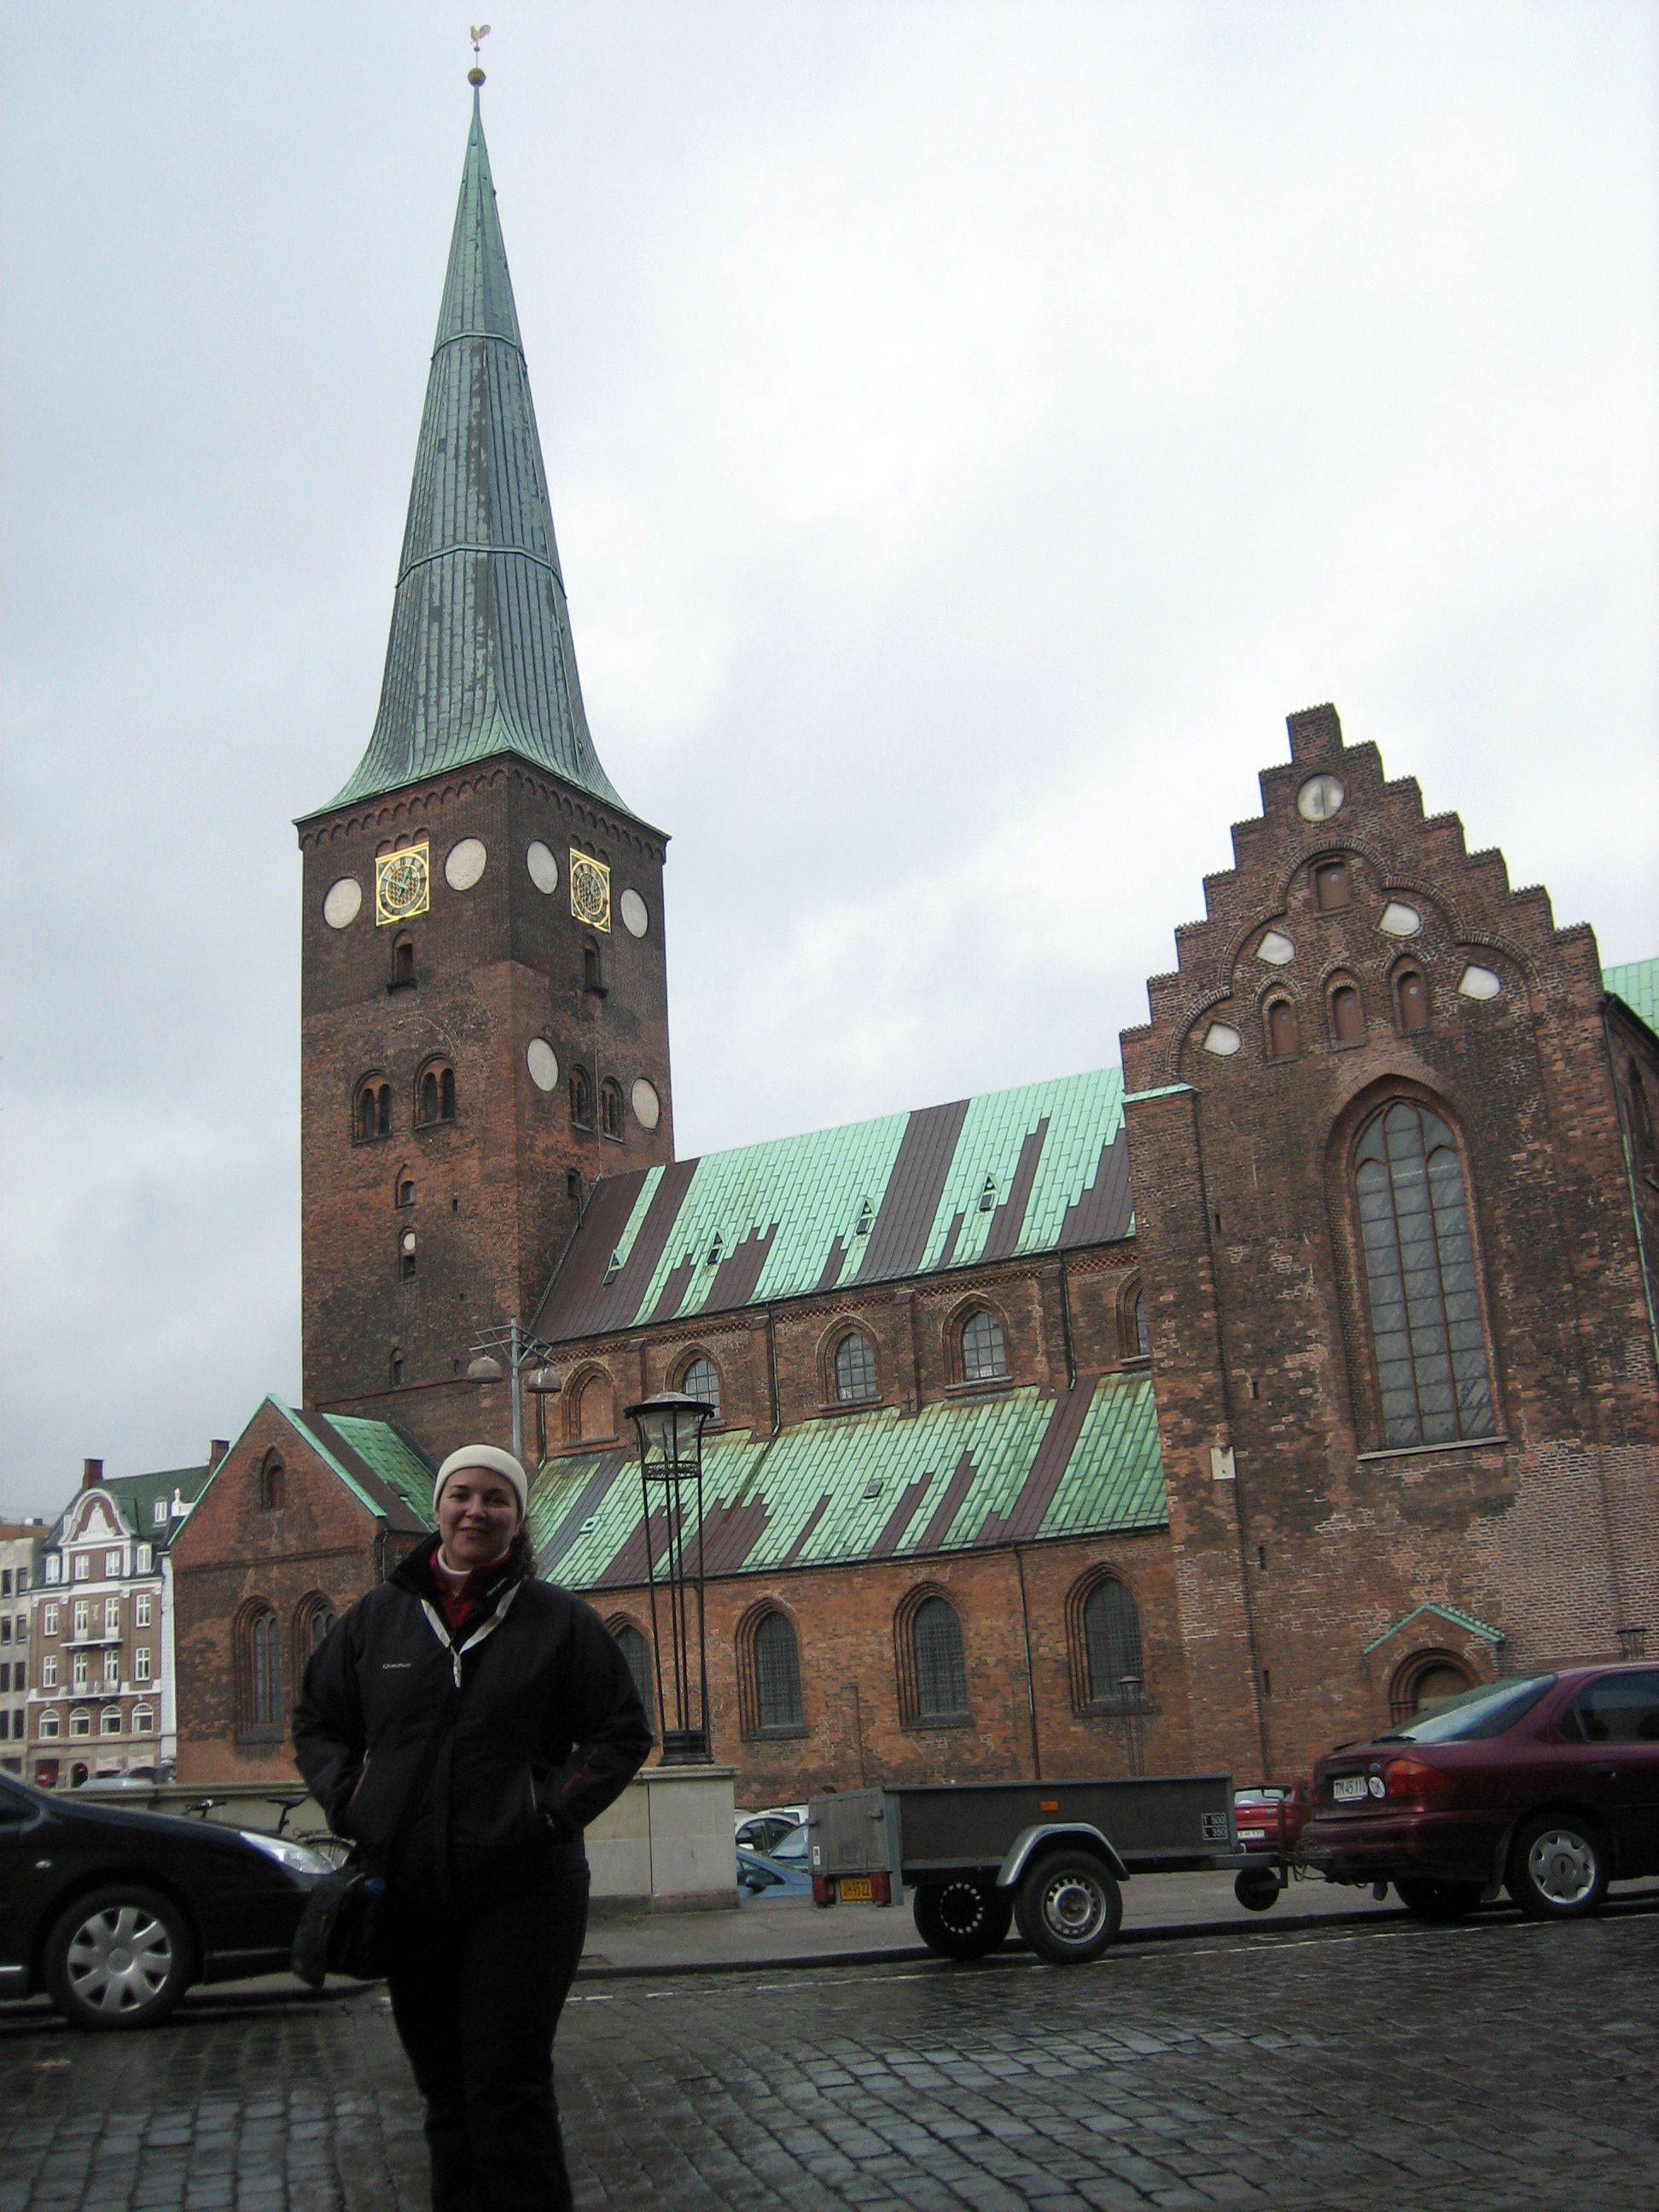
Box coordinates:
[806,1775,1258,1963]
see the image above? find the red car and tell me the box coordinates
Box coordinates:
[1300,1662,1659,1920]
[1233,1782,1312,1855]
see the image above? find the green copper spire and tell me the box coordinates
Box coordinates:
[329,93,626,813]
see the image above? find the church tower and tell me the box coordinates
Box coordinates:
[296,88,674,1459]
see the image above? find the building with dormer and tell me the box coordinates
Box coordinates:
[169,84,1658,1798]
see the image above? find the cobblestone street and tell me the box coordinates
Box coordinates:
[3,1907,1656,2212]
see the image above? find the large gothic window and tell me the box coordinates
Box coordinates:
[904,1594,969,1725]
[833,1331,877,1404]
[1354,1101,1495,1448]
[681,1356,721,1422]
[742,1608,804,1735]
[1081,1577,1144,1708]
[959,1309,1008,1383]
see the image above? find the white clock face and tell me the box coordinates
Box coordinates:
[1297,773,1346,822]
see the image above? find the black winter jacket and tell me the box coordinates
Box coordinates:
[292,1538,652,1902]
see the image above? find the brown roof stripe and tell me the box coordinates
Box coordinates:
[700,1494,771,1575]
[871,1475,933,1558]
[707,1224,777,1312]
[1057,1127,1134,1249]
[779,1493,832,1566]
[981,1118,1050,1263]
[977,1375,1099,1545]
[913,1448,978,1554]
[856,1097,972,1284]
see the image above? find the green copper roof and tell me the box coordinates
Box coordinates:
[534,1067,1133,1340]
[324,1414,438,1528]
[44,1464,214,1555]
[527,1371,1166,1588]
[1362,1600,1505,1656]
[1604,958,1659,1034]
[324,96,626,817]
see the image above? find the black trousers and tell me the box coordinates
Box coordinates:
[384,1872,590,2212]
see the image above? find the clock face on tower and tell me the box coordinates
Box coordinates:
[568,850,611,932]
[375,842,431,925]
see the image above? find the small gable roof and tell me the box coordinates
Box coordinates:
[1363,1600,1505,1656]
[529,1370,1164,1590]
[1604,956,1659,1038]
[534,1067,1132,1342]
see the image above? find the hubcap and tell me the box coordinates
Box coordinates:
[66,1906,174,2013]
[1528,1830,1595,1906]
[1042,1873,1105,1942]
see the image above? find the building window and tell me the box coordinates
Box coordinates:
[1330,982,1365,1045]
[135,1545,152,1573]
[396,1174,416,1209]
[133,1703,154,1736]
[390,932,416,987]
[833,1332,878,1404]
[905,1594,969,1726]
[354,1077,393,1143]
[1073,1575,1144,1711]
[39,1708,60,1739]
[258,1455,284,1512]
[1395,969,1430,1033]
[960,1309,1009,1384]
[73,1601,89,1639]
[43,1655,58,1689]
[73,1653,89,1690]
[582,940,606,996]
[600,1078,625,1140]
[100,1705,122,1738]
[1119,1279,1150,1362]
[740,1607,805,1737]
[103,1598,119,1638]
[294,1595,335,1681]
[399,1230,417,1278]
[152,1499,168,1528]
[238,1604,283,1739]
[133,1647,151,1682]
[610,1621,654,1728]
[569,1065,595,1130]
[103,1550,123,1579]
[42,1604,57,1638]
[1313,858,1352,911]
[69,1708,90,1739]
[681,1356,721,1422]
[1266,998,1300,1060]
[416,1061,457,1127]
[103,1650,120,1686]
[135,1592,151,1629]
[1354,1099,1496,1448]
[73,1555,90,1581]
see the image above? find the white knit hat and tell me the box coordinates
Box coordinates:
[434,1445,528,1525]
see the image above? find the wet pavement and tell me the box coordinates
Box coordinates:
[2,1898,1656,2211]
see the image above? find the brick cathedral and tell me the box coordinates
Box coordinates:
[164,92,1659,1798]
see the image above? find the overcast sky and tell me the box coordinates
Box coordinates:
[3,2,1656,1519]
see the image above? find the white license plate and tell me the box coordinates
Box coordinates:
[1331,1775,1368,1803]
[1238,1827,1267,1841]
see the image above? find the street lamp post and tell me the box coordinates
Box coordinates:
[465,1319,561,1464]
[625,1391,716,1765]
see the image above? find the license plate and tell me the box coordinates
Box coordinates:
[839,1876,873,1902]
[1238,1827,1267,1841]
[1332,1775,1368,1803]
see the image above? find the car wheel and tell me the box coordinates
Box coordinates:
[1393,1877,1482,1922]
[1013,1848,1122,1965]
[1234,1868,1281,1912]
[1506,1813,1609,1920]
[44,1884,194,2031]
[911,1877,1013,1959]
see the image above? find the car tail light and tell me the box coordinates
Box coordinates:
[811,1874,834,1905]
[870,1871,893,1906]
[1382,1756,1454,1806]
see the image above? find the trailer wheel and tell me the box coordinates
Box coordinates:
[1014,1848,1122,1965]
[911,1877,1013,1960]
[1234,1868,1281,1912]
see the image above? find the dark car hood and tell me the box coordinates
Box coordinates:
[45,1797,276,1856]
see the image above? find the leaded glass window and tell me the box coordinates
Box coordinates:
[682,1357,721,1421]
[753,1610,803,1731]
[250,1609,282,1728]
[1084,1578,1144,1706]
[912,1597,968,1720]
[961,1310,1008,1382]
[614,1624,653,1727]
[834,1332,876,1403]
[1354,1101,1494,1448]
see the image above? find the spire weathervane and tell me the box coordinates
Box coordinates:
[469,22,490,85]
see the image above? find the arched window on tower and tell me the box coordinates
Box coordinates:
[1330,981,1365,1045]
[583,940,606,997]
[833,1331,878,1404]
[1353,1099,1496,1448]
[389,933,416,988]
[600,1078,625,1140]
[1266,998,1300,1060]
[354,1077,392,1143]
[1313,858,1353,911]
[569,1066,595,1130]
[416,1061,456,1127]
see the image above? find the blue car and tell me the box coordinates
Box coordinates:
[736,1846,815,1900]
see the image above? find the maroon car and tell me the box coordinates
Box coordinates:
[1234,1782,1312,1855]
[1301,1663,1659,1920]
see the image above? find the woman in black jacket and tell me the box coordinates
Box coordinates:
[294,1443,651,2212]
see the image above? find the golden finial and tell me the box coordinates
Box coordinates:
[469,22,490,85]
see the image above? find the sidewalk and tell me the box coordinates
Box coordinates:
[577,1867,1396,1976]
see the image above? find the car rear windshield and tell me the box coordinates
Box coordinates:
[1378,1674,1557,1743]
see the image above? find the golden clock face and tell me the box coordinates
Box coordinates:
[375,842,431,925]
[568,850,611,932]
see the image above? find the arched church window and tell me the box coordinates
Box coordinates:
[833,1332,877,1404]
[1396,969,1430,1033]
[960,1309,1008,1383]
[354,1078,392,1143]
[600,1078,625,1140]
[416,1061,456,1127]
[569,1066,595,1130]
[1353,1099,1495,1449]
[1266,999,1300,1060]
[680,1356,721,1422]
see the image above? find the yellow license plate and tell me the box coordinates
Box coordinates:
[839,1876,874,1902]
